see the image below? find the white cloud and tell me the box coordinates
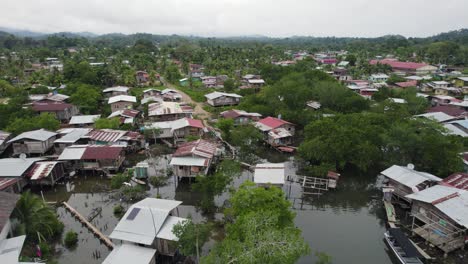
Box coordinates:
[1,0,467,37]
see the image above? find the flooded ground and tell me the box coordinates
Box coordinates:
[31,150,465,264]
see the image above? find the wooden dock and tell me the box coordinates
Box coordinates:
[62,202,114,248]
[383,200,397,225]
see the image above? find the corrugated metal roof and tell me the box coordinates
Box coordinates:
[69,115,100,125]
[103,86,129,93]
[0,178,20,191]
[108,95,136,104]
[0,192,20,232]
[0,158,44,177]
[156,216,185,241]
[205,92,242,100]
[268,127,292,139]
[109,198,183,245]
[415,112,456,123]
[54,128,92,143]
[254,163,285,185]
[0,131,11,146]
[86,129,127,142]
[103,244,156,264]
[148,101,193,117]
[173,139,217,159]
[443,124,468,137]
[406,185,468,228]
[8,129,57,143]
[26,161,59,180]
[442,173,468,190]
[170,156,207,166]
[256,117,293,130]
[58,146,86,160]
[381,165,442,188]
[0,235,26,264]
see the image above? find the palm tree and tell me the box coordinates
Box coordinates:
[13,191,63,242]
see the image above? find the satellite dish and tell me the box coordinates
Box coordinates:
[19,153,27,160]
[407,163,415,170]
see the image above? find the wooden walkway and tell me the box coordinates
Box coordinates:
[62,202,114,248]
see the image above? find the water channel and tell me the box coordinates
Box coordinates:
[33,152,466,264]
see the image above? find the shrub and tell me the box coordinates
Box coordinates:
[113,204,124,218]
[64,231,78,248]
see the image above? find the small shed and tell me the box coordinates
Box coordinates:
[254,163,285,187]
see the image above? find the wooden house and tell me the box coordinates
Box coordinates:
[220,109,262,125]
[205,92,242,107]
[143,117,205,145]
[54,128,92,154]
[109,198,187,257]
[406,185,468,254]
[108,95,137,113]
[32,101,79,122]
[84,129,144,151]
[8,129,57,156]
[58,145,125,173]
[0,158,44,193]
[136,71,150,85]
[108,109,140,125]
[161,89,182,102]
[148,101,193,121]
[142,88,161,98]
[25,161,66,186]
[255,117,295,147]
[380,165,442,202]
[170,139,218,178]
[103,86,129,98]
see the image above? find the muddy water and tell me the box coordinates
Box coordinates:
[37,152,396,264]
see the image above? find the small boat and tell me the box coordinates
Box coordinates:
[384,228,423,264]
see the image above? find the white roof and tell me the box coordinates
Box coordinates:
[254,163,285,185]
[0,158,43,177]
[103,86,129,93]
[443,124,468,137]
[432,81,449,85]
[156,216,186,241]
[248,79,265,84]
[58,147,86,160]
[205,92,242,100]
[406,185,468,228]
[405,76,423,81]
[54,128,92,143]
[109,198,184,245]
[170,156,207,166]
[458,77,468,82]
[370,73,389,78]
[0,235,26,264]
[103,243,156,264]
[416,93,430,98]
[449,100,468,108]
[108,95,137,104]
[415,112,455,123]
[69,115,100,125]
[381,165,441,188]
[8,129,57,143]
[148,101,191,116]
[388,98,407,104]
[268,127,292,139]
[141,96,162,105]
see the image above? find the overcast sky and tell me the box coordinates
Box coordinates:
[1,0,467,37]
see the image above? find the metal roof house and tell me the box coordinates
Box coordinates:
[170,139,219,178]
[220,109,261,125]
[54,128,92,154]
[31,101,79,122]
[0,158,44,193]
[103,243,156,264]
[109,198,186,256]
[254,163,285,186]
[58,145,125,173]
[108,95,137,113]
[205,92,242,107]
[69,115,101,127]
[8,129,57,156]
[255,117,295,147]
[25,161,65,186]
[103,86,129,98]
[406,185,468,254]
[0,191,20,240]
[148,101,194,122]
[143,117,205,144]
[381,165,442,202]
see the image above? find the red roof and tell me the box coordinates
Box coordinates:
[32,102,73,112]
[173,139,217,158]
[258,117,292,129]
[327,171,341,180]
[186,118,204,129]
[426,105,466,117]
[395,80,418,88]
[0,178,20,191]
[122,109,140,118]
[369,59,429,70]
[441,173,468,191]
[82,146,123,160]
[221,110,241,119]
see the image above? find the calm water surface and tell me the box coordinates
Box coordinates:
[36,153,396,264]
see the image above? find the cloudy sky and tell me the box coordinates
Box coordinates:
[1,0,467,37]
